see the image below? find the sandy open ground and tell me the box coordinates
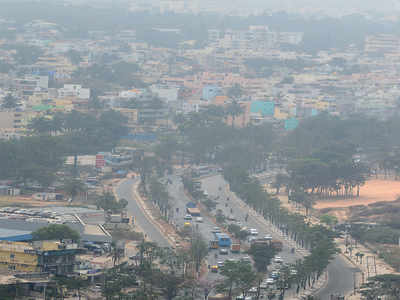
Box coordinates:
[314,179,400,209]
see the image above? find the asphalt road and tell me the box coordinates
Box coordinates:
[167,172,305,294]
[116,178,170,247]
[117,173,356,299]
[315,256,358,300]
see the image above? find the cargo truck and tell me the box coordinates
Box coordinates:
[231,241,241,253]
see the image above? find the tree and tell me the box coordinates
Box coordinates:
[54,275,89,300]
[320,214,338,228]
[190,231,208,273]
[273,173,290,194]
[2,94,18,109]
[225,100,244,128]
[218,260,256,298]
[32,224,80,242]
[227,84,243,100]
[247,242,278,272]
[66,49,82,65]
[360,274,400,300]
[63,178,86,202]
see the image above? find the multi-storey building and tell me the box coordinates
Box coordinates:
[0,241,83,275]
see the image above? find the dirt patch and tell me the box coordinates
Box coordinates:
[314,179,400,210]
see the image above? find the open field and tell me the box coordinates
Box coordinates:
[314,179,400,210]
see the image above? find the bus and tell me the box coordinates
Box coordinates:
[215,233,231,248]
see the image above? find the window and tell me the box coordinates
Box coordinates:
[10,254,15,260]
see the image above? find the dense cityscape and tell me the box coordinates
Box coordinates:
[0,1,399,299]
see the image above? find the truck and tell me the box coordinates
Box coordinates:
[186,207,201,217]
[231,241,241,253]
[215,233,232,248]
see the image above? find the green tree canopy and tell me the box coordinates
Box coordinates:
[32,224,80,241]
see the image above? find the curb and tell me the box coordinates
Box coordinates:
[130,180,178,247]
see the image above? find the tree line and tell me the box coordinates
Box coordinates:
[0,110,127,187]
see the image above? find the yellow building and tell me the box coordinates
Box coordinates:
[0,242,39,272]
[0,241,83,275]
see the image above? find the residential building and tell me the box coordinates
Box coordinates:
[0,241,83,274]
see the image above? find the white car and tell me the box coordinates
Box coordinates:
[265,278,275,284]
[274,256,283,263]
[196,217,203,223]
[212,227,221,233]
[290,269,298,276]
[184,214,192,220]
[263,235,272,241]
[249,228,258,236]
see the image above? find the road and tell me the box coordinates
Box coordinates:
[315,256,359,300]
[167,173,305,295]
[255,172,358,300]
[117,173,356,299]
[116,178,170,247]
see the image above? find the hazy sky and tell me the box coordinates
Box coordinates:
[208,0,400,14]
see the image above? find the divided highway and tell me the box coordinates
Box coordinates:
[116,174,357,299]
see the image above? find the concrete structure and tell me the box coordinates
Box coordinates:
[58,84,90,100]
[0,241,83,274]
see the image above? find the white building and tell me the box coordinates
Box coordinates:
[58,84,90,99]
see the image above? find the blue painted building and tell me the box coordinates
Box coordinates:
[250,101,275,116]
[202,85,221,101]
[284,118,299,130]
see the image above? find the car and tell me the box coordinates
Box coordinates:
[270,271,279,279]
[241,256,251,263]
[265,278,275,284]
[195,216,203,223]
[260,283,268,289]
[217,261,225,267]
[274,256,283,263]
[184,214,192,220]
[290,269,298,276]
[219,248,229,255]
[248,236,257,243]
[248,287,258,293]
[249,228,258,236]
[212,227,221,233]
[227,215,236,221]
[263,235,272,241]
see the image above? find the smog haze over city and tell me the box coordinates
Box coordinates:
[0,0,400,300]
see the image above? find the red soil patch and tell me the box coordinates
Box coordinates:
[314,179,400,209]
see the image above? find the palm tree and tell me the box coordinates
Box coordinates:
[225,100,244,128]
